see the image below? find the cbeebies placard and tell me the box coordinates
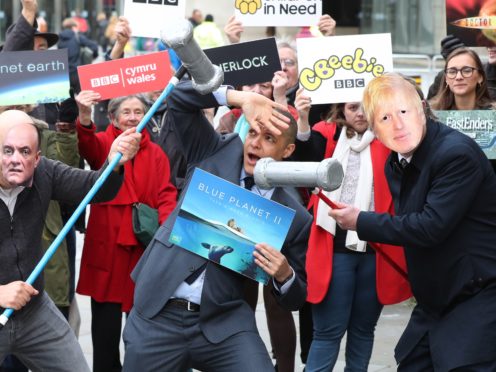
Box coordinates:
[297,33,393,104]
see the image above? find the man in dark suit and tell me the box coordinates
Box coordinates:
[122,81,312,372]
[329,73,496,371]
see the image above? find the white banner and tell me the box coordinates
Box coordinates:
[124,0,186,39]
[297,33,393,104]
[234,0,321,27]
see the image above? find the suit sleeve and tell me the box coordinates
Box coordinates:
[2,14,35,52]
[273,210,312,310]
[165,80,224,165]
[293,130,327,162]
[357,142,485,248]
[47,158,123,204]
[154,150,177,224]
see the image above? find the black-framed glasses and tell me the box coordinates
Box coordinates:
[445,66,480,79]
[280,58,296,67]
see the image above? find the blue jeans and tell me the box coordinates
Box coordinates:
[0,292,89,371]
[306,253,383,372]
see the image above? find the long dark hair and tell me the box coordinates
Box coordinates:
[430,48,494,110]
[325,103,360,139]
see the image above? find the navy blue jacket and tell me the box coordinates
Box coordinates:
[358,119,496,370]
[57,29,98,75]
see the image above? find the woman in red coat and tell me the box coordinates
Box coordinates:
[294,88,411,371]
[75,91,177,372]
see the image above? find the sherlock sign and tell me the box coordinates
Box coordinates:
[234,0,322,27]
[204,38,280,87]
[0,49,70,105]
[78,51,172,100]
[435,110,496,159]
[124,0,186,38]
[297,33,393,104]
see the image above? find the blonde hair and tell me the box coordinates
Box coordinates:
[105,15,119,42]
[62,18,78,29]
[362,72,424,129]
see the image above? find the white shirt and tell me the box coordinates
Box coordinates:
[0,186,24,217]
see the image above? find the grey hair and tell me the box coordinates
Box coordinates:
[107,94,149,121]
[276,40,297,56]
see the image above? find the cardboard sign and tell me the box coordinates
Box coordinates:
[78,51,172,100]
[297,33,393,104]
[0,49,70,105]
[435,110,496,159]
[169,168,296,284]
[234,0,322,27]
[204,38,280,87]
[124,0,186,38]
[446,0,496,47]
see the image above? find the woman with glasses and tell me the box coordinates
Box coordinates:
[430,47,495,110]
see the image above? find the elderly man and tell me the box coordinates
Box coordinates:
[329,73,496,371]
[0,110,140,371]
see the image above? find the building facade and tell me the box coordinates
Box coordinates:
[1,0,446,55]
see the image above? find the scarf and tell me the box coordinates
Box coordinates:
[316,128,375,252]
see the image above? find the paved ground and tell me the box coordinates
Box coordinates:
[74,232,413,371]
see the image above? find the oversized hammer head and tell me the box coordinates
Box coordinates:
[160,20,224,94]
[254,157,344,192]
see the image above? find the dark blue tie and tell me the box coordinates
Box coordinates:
[244,176,255,190]
[185,263,207,284]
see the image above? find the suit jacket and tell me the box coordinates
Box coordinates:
[357,119,496,370]
[131,81,312,344]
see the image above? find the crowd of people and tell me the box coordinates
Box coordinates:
[0,0,496,371]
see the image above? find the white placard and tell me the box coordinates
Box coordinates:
[124,0,186,39]
[234,0,321,27]
[297,34,393,104]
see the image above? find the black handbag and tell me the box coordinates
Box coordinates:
[132,203,159,247]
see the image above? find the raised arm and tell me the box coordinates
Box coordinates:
[75,90,109,168]
[108,16,131,60]
[227,88,290,135]
[224,15,244,44]
[2,0,38,51]
[318,14,336,36]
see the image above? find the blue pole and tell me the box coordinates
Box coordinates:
[0,66,187,327]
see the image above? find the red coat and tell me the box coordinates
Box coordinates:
[76,121,177,311]
[306,121,412,305]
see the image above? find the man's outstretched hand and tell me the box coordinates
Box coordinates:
[227,90,290,136]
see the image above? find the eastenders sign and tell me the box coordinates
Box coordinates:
[435,110,496,159]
